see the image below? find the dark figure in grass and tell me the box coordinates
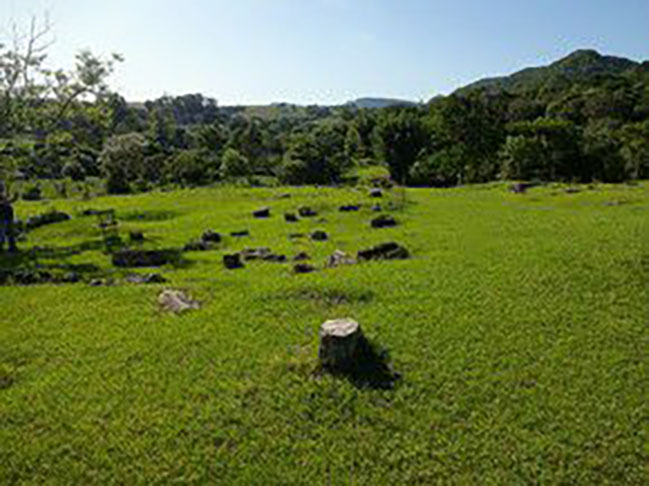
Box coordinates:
[0,191,17,253]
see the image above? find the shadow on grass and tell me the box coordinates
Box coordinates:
[319,336,401,391]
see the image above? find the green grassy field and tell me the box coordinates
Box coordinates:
[1,183,647,484]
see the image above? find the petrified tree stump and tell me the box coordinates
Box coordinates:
[318,318,363,371]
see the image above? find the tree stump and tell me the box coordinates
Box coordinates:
[318,318,363,371]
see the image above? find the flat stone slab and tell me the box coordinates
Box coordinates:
[357,242,409,261]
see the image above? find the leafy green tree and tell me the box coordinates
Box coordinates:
[99,133,147,194]
[220,148,251,179]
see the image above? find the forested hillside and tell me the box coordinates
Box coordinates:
[2,44,649,198]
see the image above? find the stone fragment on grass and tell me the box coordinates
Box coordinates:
[25,210,71,231]
[112,249,179,268]
[126,273,167,284]
[284,212,299,222]
[357,242,409,261]
[318,318,363,371]
[293,251,310,261]
[289,233,306,239]
[310,230,328,241]
[241,247,272,261]
[369,188,383,198]
[294,263,315,274]
[184,240,210,252]
[262,254,287,263]
[339,204,360,212]
[253,207,271,218]
[223,253,244,269]
[371,215,397,228]
[231,230,250,237]
[326,250,357,268]
[371,205,382,212]
[158,289,200,313]
[298,206,318,217]
[201,230,222,243]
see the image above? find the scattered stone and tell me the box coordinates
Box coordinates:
[263,254,287,263]
[510,182,536,194]
[289,233,306,239]
[223,253,244,269]
[339,204,360,212]
[81,208,103,216]
[112,249,180,268]
[25,210,71,231]
[298,206,318,217]
[310,230,328,241]
[241,247,272,261]
[319,318,363,371]
[201,230,222,243]
[371,204,382,212]
[369,188,383,198]
[294,263,316,274]
[129,231,144,242]
[293,251,311,261]
[326,250,357,268]
[184,240,211,252]
[158,289,200,313]
[12,270,53,285]
[253,207,271,218]
[88,278,105,287]
[284,212,299,223]
[371,215,398,228]
[126,273,167,284]
[357,242,409,261]
[231,230,250,237]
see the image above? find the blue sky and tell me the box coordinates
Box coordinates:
[1,0,648,105]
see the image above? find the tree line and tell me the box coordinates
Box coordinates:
[2,19,648,196]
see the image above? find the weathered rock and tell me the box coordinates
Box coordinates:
[253,207,271,218]
[357,242,409,261]
[293,251,311,261]
[339,204,360,212]
[284,212,299,223]
[326,250,357,268]
[262,254,287,263]
[112,249,180,268]
[231,230,250,237]
[294,263,315,274]
[241,247,272,261]
[201,230,222,243]
[371,204,382,212]
[510,182,536,194]
[369,188,383,198]
[223,253,244,269]
[298,206,318,217]
[184,240,211,252]
[371,215,397,228]
[158,289,200,313]
[310,230,328,241]
[318,318,363,371]
[25,210,71,231]
[129,231,144,242]
[88,278,105,287]
[126,273,167,284]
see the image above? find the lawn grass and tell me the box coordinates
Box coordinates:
[1,182,648,484]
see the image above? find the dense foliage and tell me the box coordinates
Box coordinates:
[2,42,649,194]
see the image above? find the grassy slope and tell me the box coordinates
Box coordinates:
[0,183,647,484]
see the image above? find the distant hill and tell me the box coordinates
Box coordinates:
[455,49,644,95]
[346,97,417,109]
